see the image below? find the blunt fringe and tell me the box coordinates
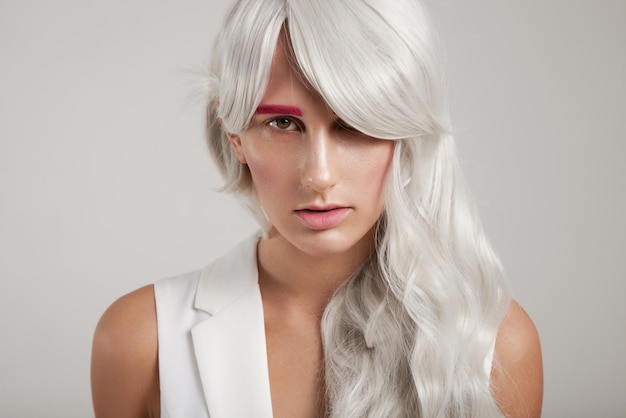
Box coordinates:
[206,0,511,416]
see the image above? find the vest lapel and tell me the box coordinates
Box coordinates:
[191,234,273,418]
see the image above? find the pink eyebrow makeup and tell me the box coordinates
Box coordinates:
[255,104,303,116]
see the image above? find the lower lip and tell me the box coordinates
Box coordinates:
[295,208,351,230]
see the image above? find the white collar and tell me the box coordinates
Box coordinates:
[191,233,274,418]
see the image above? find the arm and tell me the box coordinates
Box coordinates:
[91,285,160,418]
[492,300,544,418]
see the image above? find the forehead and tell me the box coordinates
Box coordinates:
[260,32,330,113]
[261,33,321,107]
[268,35,294,82]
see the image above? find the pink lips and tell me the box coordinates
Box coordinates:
[294,206,351,230]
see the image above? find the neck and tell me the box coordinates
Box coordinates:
[257,228,374,318]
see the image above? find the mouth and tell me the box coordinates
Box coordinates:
[299,206,341,212]
[294,206,351,230]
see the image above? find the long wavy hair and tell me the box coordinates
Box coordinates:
[205,0,511,416]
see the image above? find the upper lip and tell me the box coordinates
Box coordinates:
[295,204,348,211]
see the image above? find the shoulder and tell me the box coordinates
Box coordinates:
[91,285,159,417]
[93,285,158,354]
[492,299,543,418]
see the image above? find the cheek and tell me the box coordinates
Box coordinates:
[244,148,292,200]
[357,143,395,193]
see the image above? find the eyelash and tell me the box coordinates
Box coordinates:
[267,117,300,131]
[337,120,360,133]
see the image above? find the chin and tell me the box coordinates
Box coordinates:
[293,228,374,259]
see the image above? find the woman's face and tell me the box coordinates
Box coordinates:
[227,38,395,259]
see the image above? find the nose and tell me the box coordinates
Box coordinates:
[299,129,339,192]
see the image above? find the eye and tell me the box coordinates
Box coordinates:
[268,117,299,131]
[337,119,363,135]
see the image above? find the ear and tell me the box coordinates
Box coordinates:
[219,116,247,164]
[225,131,247,164]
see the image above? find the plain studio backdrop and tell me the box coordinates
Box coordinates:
[1,1,624,416]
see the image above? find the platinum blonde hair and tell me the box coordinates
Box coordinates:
[206,0,511,416]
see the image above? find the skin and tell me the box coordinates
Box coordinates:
[226,36,396,418]
[91,36,543,418]
[91,285,160,418]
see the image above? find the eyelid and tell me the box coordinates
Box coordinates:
[336,119,361,133]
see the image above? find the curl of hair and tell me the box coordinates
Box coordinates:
[206,0,511,416]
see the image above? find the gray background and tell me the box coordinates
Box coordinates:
[1,0,624,416]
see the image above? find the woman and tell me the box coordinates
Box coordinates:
[91,0,543,416]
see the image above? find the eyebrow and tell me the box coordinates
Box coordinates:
[255,104,303,116]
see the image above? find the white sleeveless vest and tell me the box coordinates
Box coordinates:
[154,233,496,417]
[154,233,273,418]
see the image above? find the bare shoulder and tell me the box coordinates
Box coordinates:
[91,285,160,418]
[492,299,543,418]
